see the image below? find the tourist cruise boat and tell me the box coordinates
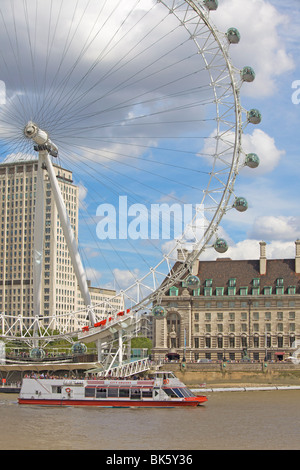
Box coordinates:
[18,371,207,407]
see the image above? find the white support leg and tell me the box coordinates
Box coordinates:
[24,122,96,336]
[43,152,95,325]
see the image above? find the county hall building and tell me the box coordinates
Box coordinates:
[152,241,300,363]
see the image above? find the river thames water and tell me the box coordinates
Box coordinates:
[0,390,299,450]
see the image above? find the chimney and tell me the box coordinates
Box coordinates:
[259,241,267,275]
[177,248,199,274]
[295,240,300,274]
[191,258,199,276]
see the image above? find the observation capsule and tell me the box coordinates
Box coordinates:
[184,275,200,287]
[241,66,256,82]
[247,109,262,124]
[152,306,166,318]
[214,238,229,253]
[245,153,260,169]
[234,197,248,212]
[203,0,218,10]
[226,28,240,44]
[71,342,87,355]
[29,347,45,359]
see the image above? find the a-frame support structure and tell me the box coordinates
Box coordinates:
[24,122,96,332]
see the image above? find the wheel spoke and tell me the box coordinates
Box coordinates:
[0,0,259,348]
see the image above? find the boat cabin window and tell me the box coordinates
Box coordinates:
[130,389,141,399]
[108,388,119,398]
[163,388,178,398]
[171,388,184,397]
[170,387,194,397]
[52,386,62,394]
[179,388,190,397]
[85,387,95,398]
[163,387,193,398]
[96,388,107,398]
[142,390,152,398]
[119,388,130,398]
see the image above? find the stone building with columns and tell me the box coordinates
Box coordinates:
[152,240,300,362]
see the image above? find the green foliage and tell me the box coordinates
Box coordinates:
[130,336,152,353]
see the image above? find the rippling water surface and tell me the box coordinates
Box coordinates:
[1,391,299,450]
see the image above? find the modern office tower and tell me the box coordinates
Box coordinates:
[0,153,123,334]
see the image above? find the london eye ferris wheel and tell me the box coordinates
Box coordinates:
[0,0,260,354]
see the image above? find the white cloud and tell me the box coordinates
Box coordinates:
[249,215,300,241]
[228,172,300,233]
[200,238,296,261]
[85,267,102,284]
[199,211,299,261]
[201,127,285,175]
[113,268,140,290]
[213,0,295,97]
[227,239,296,260]
[240,128,285,175]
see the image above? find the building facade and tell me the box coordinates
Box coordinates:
[0,154,123,334]
[152,241,300,362]
[77,281,124,320]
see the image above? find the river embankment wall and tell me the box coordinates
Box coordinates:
[161,362,300,387]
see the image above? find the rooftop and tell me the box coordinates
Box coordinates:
[196,258,299,291]
[1,153,37,164]
[168,241,300,295]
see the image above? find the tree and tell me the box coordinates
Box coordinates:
[131,336,152,354]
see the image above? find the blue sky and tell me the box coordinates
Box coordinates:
[0,0,299,294]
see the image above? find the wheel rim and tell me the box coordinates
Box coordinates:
[0,0,259,344]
